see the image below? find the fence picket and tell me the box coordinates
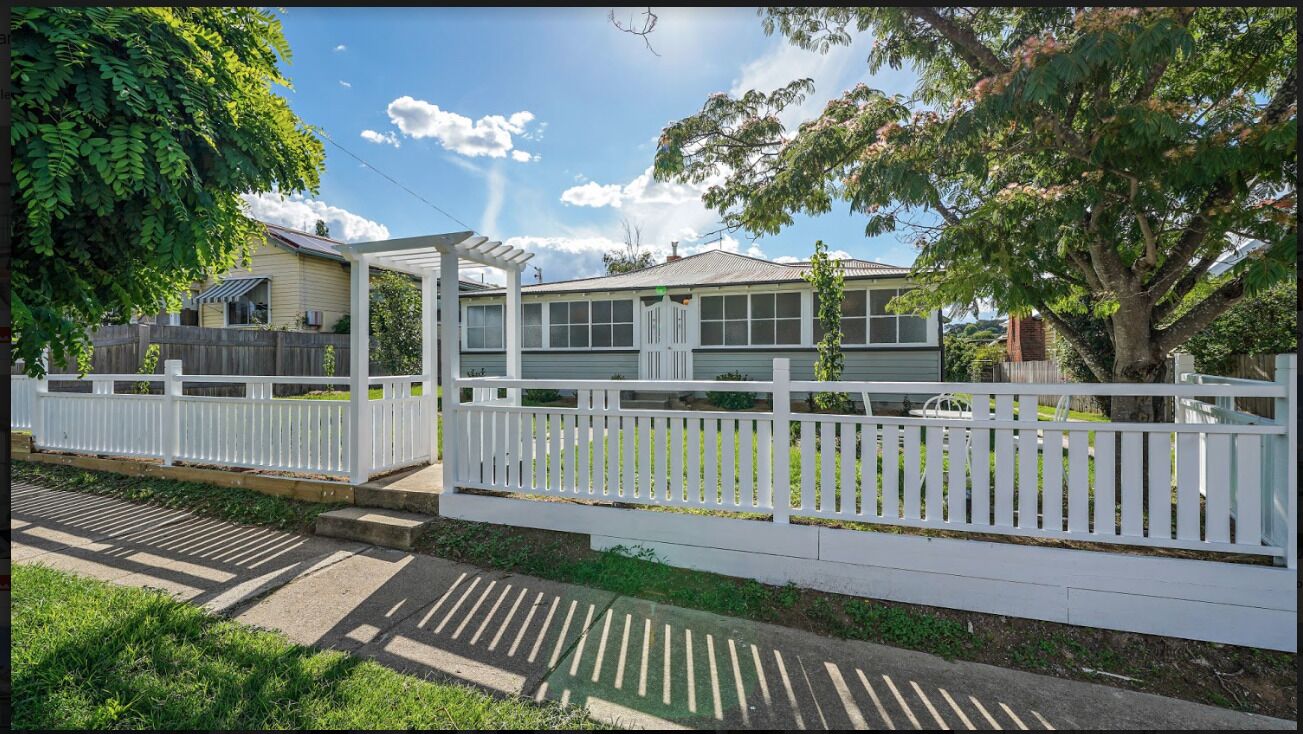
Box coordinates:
[903,425,921,520]
[1041,429,1063,532]
[924,425,943,522]
[881,424,899,519]
[970,395,990,525]
[722,419,737,508]
[1068,431,1090,533]
[1204,433,1231,543]
[993,395,1015,526]
[687,418,701,505]
[1234,435,1262,545]
[1093,432,1116,536]
[739,418,754,509]
[1017,394,1039,529]
[1176,432,1201,541]
[819,421,835,514]
[840,422,856,516]
[1148,432,1172,540]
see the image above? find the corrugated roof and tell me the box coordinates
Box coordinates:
[466,249,911,296]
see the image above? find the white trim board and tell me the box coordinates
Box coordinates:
[439,493,1297,651]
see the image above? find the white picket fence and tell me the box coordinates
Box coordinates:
[452,355,1297,566]
[11,361,434,480]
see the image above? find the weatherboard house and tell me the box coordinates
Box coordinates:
[456,249,942,396]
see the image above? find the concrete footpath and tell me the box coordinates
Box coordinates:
[9,480,1294,730]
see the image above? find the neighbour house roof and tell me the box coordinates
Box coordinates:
[465,248,912,297]
[259,221,491,290]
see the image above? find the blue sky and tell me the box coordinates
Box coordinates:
[248,7,923,285]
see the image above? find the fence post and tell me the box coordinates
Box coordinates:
[1273,353,1296,568]
[162,360,182,466]
[32,353,49,450]
[1172,352,1194,493]
[772,358,791,524]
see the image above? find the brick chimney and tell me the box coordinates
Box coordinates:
[665,241,682,263]
[1007,314,1047,362]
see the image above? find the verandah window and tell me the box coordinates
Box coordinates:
[815,288,929,344]
[700,292,801,346]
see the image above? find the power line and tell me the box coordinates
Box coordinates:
[313,127,476,233]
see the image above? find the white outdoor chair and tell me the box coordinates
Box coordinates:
[860,393,874,416]
[913,393,974,496]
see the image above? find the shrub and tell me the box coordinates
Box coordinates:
[459,367,486,402]
[706,370,756,410]
[135,344,160,394]
[321,344,336,378]
[524,388,561,403]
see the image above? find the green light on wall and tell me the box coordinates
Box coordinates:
[655,286,667,295]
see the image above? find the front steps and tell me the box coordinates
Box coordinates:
[315,506,434,550]
[622,391,682,410]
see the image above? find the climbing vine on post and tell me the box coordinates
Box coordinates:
[803,240,852,412]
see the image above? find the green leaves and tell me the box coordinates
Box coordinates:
[656,6,1296,385]
[12,7,324,374]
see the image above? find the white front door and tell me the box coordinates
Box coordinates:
[640,297,693,381]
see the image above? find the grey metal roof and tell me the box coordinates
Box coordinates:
[193,276,267,304]
[466,249,911,297]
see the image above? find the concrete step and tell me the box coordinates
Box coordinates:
[314,507,434,551]
[352,484,440,515]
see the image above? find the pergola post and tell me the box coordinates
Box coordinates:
[349,256,372,485]
[440,253,461,486]
[421,273,439,460]
[505,267,522,405]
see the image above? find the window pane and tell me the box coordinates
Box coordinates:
[484,326,503,349]
[592,324,612,347]
[467,328,483,349]
[550,302,568,324]
[751,293,775,319]
[485,305,503,331]
[550,325,568,348]
[750,320,775,345]
[523,325,542,349]
[777,292,801,318]
[843,290,866,317]
[613,324,634,347]
[725,295,747,319]
[592,300,612,323]
[724,321,747,345]
[843,317,866,344]
[570,325,589,347]
[523,303,542,326]
[870,289,897,316]
[870,317,897,343]
[701,321,723,345]
[468,307,484,327]
[898,315,928,343]
[702,296,723,320]
[776,318,801,344]
[613,300,633,322]
[813,321,823,341]
[570,301,589,323]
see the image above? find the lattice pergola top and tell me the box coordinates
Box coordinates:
[335,231,533,274]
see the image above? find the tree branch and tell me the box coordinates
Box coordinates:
[1041,308,1110,382]
[609,7,660,56]
[909,8,1007,76]
[1154,276,1247,354]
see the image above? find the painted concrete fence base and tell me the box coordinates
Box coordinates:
[440,492,1297,652]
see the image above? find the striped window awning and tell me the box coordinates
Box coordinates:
[192,277,268,304]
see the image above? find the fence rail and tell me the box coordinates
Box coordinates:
[454,355,1296,566]
[12,360,433,480]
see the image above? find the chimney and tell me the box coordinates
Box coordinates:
[665,241,682,263]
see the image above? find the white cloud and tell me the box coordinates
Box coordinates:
[560,182,626,208]
[360,129,400,148]
[385,96,539,161]
[333,44,347,52]
[774,249,853,263]
[510,150,539,163]
[241,192,390,243]
[338,80,352,88]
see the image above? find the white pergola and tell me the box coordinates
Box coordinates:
[336,231,533,484]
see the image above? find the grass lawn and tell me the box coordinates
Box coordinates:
[286,384,435,401]
[10,564,603,730]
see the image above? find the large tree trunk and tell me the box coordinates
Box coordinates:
[1107,305,1167,423]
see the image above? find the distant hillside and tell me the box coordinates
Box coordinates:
[944,317,1006,339]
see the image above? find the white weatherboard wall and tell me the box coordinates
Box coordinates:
[440,492,1297,651]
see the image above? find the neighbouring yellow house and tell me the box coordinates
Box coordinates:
[169,221,489,332]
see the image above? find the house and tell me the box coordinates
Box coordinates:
[456,249,942,389]
[166,222,488,330]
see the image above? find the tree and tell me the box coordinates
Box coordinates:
[603,219,657,274]
[369,272,423,375]
[804,240,853,412]
[314,219,331,237]
[654,7,1296,420]
[12,7,324,375]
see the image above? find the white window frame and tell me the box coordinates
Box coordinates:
[461,296,637,352]
[222,280,271,328]
[699,290,803,348]
[463,303,504,351]
[814,285,934,347]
